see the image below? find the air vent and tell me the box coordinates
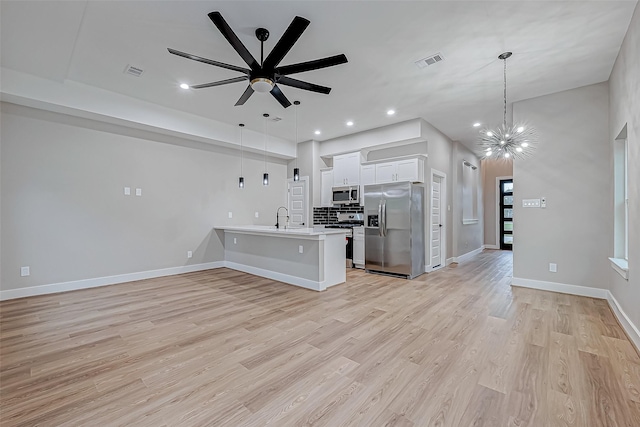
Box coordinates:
[415,52,444,69]
[124,64,144,77]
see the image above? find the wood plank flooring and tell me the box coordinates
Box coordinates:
[2,250,639,426]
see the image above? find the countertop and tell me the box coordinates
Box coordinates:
[215,225,348,237]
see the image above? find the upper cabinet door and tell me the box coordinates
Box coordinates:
[396,158,423,183]
[375,162,396,183]
[333,152,360,186]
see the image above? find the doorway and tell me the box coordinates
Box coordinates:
[430,169,447,270]
[287,177,309,227]
[499,178,513,250]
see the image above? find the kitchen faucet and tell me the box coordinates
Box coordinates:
[275,206,289,229]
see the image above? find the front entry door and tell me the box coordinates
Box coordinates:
[499,179,513,250]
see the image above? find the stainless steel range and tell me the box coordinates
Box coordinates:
[325,213,364,268]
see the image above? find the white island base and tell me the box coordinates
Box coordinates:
[215,226,347,291]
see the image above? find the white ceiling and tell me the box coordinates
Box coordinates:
[1,1,636,151]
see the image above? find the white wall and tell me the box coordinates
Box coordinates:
[482,159,513,247]
[513,82,611,289]
[0,103,287,293]
[608,2,640,330]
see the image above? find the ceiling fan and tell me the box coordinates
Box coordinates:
[168,11,348,108]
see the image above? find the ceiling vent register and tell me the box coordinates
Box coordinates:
[415,53,444,69]
[124,65,144,77]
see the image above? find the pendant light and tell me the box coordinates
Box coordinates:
[293,100,300,181]
[263,113,269,186]
[478,52,536,159]
[238,123,245,188]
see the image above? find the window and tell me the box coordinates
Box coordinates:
[610,125,628,279]
[462,161,479,224]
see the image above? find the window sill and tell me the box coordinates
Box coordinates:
[609,257,629,280]
[462,219,479,225]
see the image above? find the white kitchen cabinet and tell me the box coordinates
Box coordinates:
[374,157,424,184]
[352,226,365,268]
[333,152,360,186]
[360,164,376,206]
[320,169,333,207]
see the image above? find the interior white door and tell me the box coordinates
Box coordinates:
[288,178,308,227]
[431,176,442,268]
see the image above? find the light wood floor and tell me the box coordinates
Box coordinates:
[1,250,639,426]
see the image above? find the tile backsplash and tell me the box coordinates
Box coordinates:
[313,205,364,225]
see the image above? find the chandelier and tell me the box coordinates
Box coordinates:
[478,52,536,159]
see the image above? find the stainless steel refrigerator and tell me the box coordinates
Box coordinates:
[364,182,425,279]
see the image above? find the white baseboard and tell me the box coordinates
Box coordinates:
[452,246,484,264]
[512,276,640,353]
[483,244,500,250]
[224,261,324,291]
[607,292,640,351]
[511,277,609,299]
[0,261,225,301]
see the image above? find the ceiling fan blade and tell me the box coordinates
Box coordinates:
[191,76,248,89]
[270,85,292,108]
[168,48,250,74]
[235,85,255,106]
[208,12,260,71]
[276,54,348,76]
[276,76,331,94]
[262,16,310,71]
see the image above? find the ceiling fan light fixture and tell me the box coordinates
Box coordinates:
[251,77,274,93]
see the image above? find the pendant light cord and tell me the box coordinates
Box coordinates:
[503,57,508,128]
[263,115,268,172]
[295,102,298,169]
[240,125,243,176]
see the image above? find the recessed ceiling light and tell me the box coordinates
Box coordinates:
[473,122,481,127]
[314,130,321,135]
[179,83,189,89]
[387,109,395,116]
[346,121,354,127]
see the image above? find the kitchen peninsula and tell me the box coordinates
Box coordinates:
[215,226,348,291]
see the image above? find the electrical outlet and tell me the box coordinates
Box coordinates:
[255,212,259,218]
[20,266,30,277]
[187,251,192,259]
[124,187,131,196]
[299,245,304,254]
[135,188,142,196]
[549,263,557,273]
[234,238,237,244]
[228,212,233,219]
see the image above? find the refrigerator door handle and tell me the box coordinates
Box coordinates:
[378,201,383,237]
[381,200,387,237]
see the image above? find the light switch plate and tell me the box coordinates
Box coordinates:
[549,263,557,273]
[187,251,192,258]
[228,212,233,219]
[135,188,142,196]
[124,187,131,196]
[20,266,30,277]
[255,212,259,218]
[523,199,541,208]
[299,245,304,254]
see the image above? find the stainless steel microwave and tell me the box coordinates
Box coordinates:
[332,186,359,205]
